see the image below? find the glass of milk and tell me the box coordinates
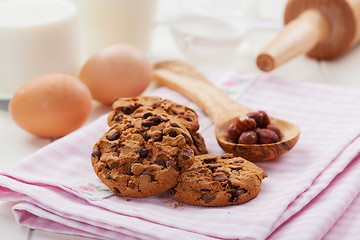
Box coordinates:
[77,0,158,61]
[0,0,80,97]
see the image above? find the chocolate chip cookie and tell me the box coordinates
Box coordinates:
[92,112,195,198]
[170,154,267,206]
[107,96,207,155]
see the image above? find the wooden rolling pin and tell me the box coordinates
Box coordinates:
[257,0,360,72]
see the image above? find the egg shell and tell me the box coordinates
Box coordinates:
[79,44,152,105]
[9,73,93,138]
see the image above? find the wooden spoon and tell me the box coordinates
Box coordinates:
[153,61,300,161]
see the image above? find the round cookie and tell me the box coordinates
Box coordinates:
[107,96,207,154]
[92,112,195,198]
[108,96,200,134]
[170,154,267,207]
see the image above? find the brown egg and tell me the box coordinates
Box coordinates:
[79,44,152,105]
[9,74,92,138]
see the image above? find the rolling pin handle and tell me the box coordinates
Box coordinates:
[257,9,331,72]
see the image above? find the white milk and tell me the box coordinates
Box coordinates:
[77,0,157,61]
[0,0,79,96]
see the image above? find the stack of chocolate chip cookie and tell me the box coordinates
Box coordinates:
[91,97,267,206]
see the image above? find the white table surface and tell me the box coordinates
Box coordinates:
[1,0,360,239]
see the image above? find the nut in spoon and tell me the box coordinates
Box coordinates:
[153,61,300,161]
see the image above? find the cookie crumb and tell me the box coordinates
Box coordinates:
[126,198,131,201]
[163,200,184,209]
[174,203,183,209]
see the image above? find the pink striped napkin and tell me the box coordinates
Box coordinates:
[1,71,360,239]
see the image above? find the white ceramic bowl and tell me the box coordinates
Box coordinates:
[169,14,246,62]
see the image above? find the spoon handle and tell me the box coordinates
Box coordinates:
[153,66,251,127]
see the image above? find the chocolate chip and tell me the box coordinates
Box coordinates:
[152,116,163,125]
[153,157,165,167]
[105,173,114,180]
[169,129,178,137]
[207,164,222,172]
[170,110,178,115]
[213,172,227,182]
[230,188,247,202]
[128,182,136,189]
[114,113,123,122]
[202,192,217,204]
[180,149,192,160]
[141,172,153,182]
[142,131,149,141]
[203,157,217,164]
[193,133,203,143]
[170,122,180,128]
[221,153,233,159]
[142,121,153,127]
[231,166,243,171]
[91,149,101,158]
[143,112,153,119]
[113,187,120,194]
[106,129,120,141]
[139,146,148,158]
[231,189,243,197]
[122,106,134,115]
[154,133,163,142]
[227,178,234,188]
[110,161,119,168]
[184,114,194,122]
[181,133,193,145]
[122,103,141,115]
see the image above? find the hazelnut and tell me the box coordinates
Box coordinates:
[258,110,270,128]
[228,123,240,142]
[267,124,281,138]
[257,129,279,144]
[227,110,282,145]
[247,112,263,127]
[236,116,257,133]
[238,130,258,144]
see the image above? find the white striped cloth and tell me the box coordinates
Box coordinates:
[0,71,360,239]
